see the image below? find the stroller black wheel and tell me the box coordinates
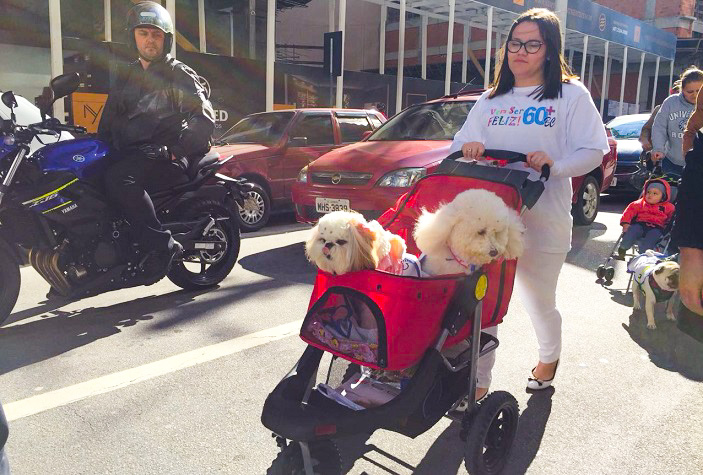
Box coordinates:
[596,265,606,279]
[464,391,519,475]
[605,267,615,281]
[267,439,341,475]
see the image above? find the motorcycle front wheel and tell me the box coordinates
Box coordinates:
[167,199,240,290]
[0,246,20,327]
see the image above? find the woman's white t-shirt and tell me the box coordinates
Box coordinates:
[450,80,610,253]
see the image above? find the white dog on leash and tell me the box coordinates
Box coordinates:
[413,189,525,276]
[628,250,680,329]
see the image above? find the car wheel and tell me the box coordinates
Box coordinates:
[572,175,600,226]
[236,183,271,232]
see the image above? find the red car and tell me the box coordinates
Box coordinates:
[213,108,385,231]
[292,92,617,226]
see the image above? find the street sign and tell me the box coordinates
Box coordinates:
[323,31,342,77]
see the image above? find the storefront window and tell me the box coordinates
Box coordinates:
[61,0,104,41]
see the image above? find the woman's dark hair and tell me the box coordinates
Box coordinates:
[679,66,703,89]
[489,8,576,101]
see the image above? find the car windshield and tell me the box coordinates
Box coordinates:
[368,101,474,141]
[218,111,294,145]
[608,118,647,139]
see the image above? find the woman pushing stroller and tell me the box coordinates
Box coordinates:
[616,178,675,259]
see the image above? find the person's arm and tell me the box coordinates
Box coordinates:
[449,94,487,155]
[620,201,638,225]
[651,98,671,158]
[169,64,216,158]
[683,89,703,154]
[639,104,660,151]
[550,92,610,178]
[97,88,118,143]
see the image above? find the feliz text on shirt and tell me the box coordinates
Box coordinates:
[488,106,557,128]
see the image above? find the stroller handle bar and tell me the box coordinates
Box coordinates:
[446,149,551,182]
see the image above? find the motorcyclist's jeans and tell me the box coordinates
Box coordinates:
[104,151,182,253]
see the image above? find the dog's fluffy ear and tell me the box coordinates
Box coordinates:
[347,220,378,271]
[388,234,406,260]
[503,210,525,260]
[414,204,455,255]
[304,224,320,263]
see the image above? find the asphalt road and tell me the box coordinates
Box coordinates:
[1,197,702,475]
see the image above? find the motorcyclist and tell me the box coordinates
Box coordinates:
[98,1,215,276]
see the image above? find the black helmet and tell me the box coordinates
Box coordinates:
[127,1,174,58]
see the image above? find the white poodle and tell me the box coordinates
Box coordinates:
[305,211,407,276]
[413,189,525,275]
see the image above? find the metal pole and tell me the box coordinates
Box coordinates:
[599,41,609,116]
[462,23,470,83]
[329,0,335,31]
[166,0,176,58]
[568,48,574,68]
[618,46,628,116]
[336,0,346,108]
[652,56,660,109]
[104,0,111,42]
[588,53,595,90]
[198,0,206,53]
[555,0,568,53]
[484,6,493,89]
[445,0,456,95]
[266,0,275,111]
[230,10,235,56]
[421,14,428,80]
[636,51,645,112]
[495,32,501,69]
[379,4,387,74]
[396,0,406,114]
[580,35,588,80]
[49,0,64,120]
[669,59,675,92]
[249,0,256,59]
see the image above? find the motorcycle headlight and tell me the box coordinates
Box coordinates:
[297,166,308,183]
[377,168,426,187]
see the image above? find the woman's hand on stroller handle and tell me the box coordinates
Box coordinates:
[447,148,551,181]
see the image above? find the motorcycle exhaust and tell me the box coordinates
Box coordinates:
[29,249,72,296]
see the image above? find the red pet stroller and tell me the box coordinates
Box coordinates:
[261,151,549,475]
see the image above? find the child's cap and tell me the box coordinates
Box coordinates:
[646,181,667,201]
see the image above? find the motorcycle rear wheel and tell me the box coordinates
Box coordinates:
[0,246,20,327]
[167,199,240,290]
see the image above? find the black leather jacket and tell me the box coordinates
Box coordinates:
[98,55,215,159]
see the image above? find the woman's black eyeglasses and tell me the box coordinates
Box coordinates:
[506,40,543,54]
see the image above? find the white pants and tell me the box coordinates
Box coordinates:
[477,249,568,388]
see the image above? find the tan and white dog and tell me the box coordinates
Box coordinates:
[413,189,525,276]
[628,250,680,329]
[305,210,406,276]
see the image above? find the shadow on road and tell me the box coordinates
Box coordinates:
[503,388,555,474]
[623,310,703,382]
[238,242,316,285]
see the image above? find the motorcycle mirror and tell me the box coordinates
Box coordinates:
[1,91,17,110]
[50,72,80,101]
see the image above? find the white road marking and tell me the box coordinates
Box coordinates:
[5,319,303,422]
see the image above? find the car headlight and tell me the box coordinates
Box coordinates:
[377,168,426,187]
[297,165,308,183]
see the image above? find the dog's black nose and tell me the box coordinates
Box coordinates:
[324,242,335,250]
[489,249,498,257]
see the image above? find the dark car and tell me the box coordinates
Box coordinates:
[293,92,616,226]
[212,108,385,231]
[606,113,651,193]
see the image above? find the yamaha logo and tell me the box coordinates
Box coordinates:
[598,14,606,32]
[72,155,85,162]
[331,174,342,184]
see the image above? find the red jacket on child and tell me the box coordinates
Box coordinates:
[620,178,675,229]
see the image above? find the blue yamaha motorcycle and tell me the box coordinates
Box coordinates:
[0,73,251,326]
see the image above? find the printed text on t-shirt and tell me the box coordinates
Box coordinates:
[488,106,557,128]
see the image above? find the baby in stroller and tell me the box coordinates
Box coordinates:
[618,178,675,259]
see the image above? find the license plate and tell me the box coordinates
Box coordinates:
[315,198,350,214]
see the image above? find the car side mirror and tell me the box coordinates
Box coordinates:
[289,136,308,147]
[361,130,373,140]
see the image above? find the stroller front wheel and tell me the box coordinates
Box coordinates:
[596,265,606,279]
[267,439,341,475]
[464,391,519,475]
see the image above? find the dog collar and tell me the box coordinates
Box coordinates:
[648,273,675,303]
[446,245,476,273]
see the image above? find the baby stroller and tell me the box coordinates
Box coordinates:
[261,150,549,475]
[596,164,680,285]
